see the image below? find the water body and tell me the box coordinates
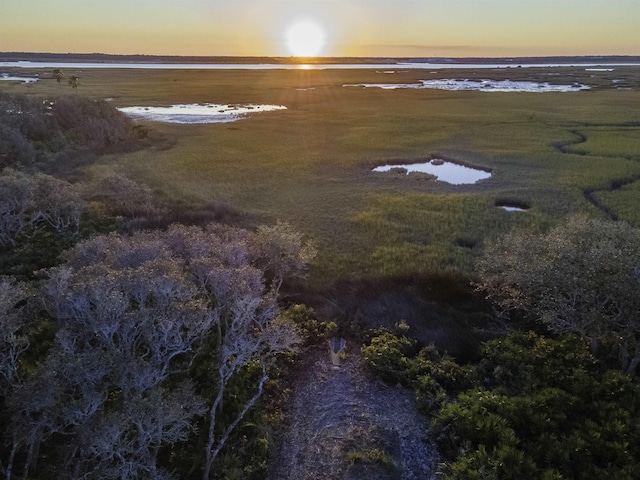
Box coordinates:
[347,79,590,92]
[498,206,528,212]
[0,73,38,83]
[373,159,491,185]
[3,61,640,70]
[117,103,286,124]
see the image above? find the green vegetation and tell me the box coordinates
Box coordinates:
[362,213,640,479]
[476,215,640,371]
[437,333,640,480]
[0,92,143,172]
[362,330,640,480]
[2,64,640,478]
[2,66,639,283]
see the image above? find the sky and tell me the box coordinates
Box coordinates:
[1,0,639,58]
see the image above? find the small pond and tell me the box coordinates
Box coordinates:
[498,205,527,212]
[1,73,38,84]
[495,201,530,212]
[346,79,590,93]
[117,103,287,124]
[373,159,491,185]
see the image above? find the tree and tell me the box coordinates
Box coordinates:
[31,173,83,234]
[163,223,304,479]
[475,215,640,372]
[254,220,317,293]
[0,169,35,246]
[3,222,310,478]
[0,278,29,393]
[0,169,83,246]
[68,75,79,92]
[94,173,156,218]
[52,69,64,85]
[0,278,31,480]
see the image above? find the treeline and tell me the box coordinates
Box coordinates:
[363,215,640,479]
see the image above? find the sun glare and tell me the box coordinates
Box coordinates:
[285,20,326,57]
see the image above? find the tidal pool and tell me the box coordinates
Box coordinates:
[498,205,527,212]
[117,103,286,124]
[373,159,491,185]
[0,73,38,83]
[346,79,590,92]
[495,201,530,212]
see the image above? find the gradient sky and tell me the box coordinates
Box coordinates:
[1,0,639,57]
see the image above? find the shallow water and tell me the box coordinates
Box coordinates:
[373,159,491,185]
[347,79,590,93]
[498,206,527,212]
[117,103,286,124]
[0,73,38,83]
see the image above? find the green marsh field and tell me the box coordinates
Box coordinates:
[4,65,640,284]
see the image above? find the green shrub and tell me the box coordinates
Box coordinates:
[361,331,418,385]
[434,332,640,480]
[277,304,337,346]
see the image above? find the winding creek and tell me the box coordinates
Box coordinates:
[554,126,640,220]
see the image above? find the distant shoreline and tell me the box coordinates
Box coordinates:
[1,51,639,66]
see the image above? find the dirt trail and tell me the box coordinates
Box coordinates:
[269,345,438,480]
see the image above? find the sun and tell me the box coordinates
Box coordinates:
[285,20,326,57]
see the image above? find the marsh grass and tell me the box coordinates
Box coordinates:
[593,181,640,225]
[3,66,639,283]
[564,127,640,158]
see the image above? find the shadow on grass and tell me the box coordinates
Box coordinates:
[286,273,494,363]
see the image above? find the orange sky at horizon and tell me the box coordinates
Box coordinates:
[1,1,639,58]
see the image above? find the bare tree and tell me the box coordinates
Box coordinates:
[161,223,304,479]
[93,173,156,218]
[0,278,32,480]
[200,273,300,480]
[254,220,317,293]
[0,279,29,392]
[32,173,83,234]
[5,221,310,478]
[11,232,214,478]
[0,170,35,246]
[0,169,84,246]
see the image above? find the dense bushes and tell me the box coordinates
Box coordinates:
[475,215,640,373]
[362,331,477,410]
[51,96,131,148]
[0,222,315,479]
[363,329,640,480]
[435,332,640,480]
[0,168,83,246]
[0,92,140,169]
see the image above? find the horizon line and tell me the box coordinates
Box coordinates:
[3,51,640,63]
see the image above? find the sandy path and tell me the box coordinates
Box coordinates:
[269,345,438,480]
